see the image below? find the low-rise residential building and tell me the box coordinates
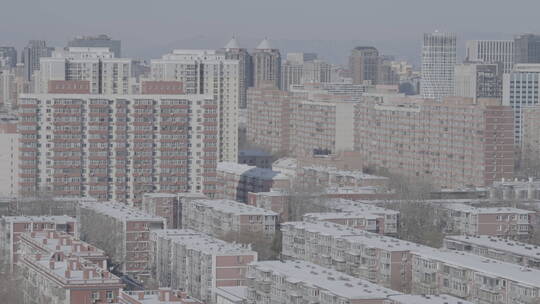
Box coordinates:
[410,247,540,304]
[282,221,540,303]
[18,253,123,304]
[444,234,540,269]
[215,286,247,304]
[489,178,540,201]
[149,229,257,304]
[388,294,473,304]
[142,193,206,229]
[437,203,534,240]
[246,260,400,304]
[296,165,389,189]
[18,230,108,269]
[182,199,278,238]
[318,199,400,235]
[0,215,76,271]
[281,221,415,292]
[246,190,291,220]
[216,162,289,203]
[120,288,203,304]
[78,201,165,279]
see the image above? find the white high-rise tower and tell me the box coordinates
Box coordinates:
[421,31,457,101]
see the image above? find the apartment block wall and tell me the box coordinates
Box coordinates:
[18,94,218,205]
[354,96,514,188]
[0,121,19,196]
[78,202,165,279]
[150,50,239,162]
[181,199,278,238]
[149,230,257,304]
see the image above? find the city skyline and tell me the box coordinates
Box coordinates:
[1,0,540,65]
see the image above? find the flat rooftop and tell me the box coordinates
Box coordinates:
[190,199,278,216]
[79,201,165,222]
[151,229,256,255]
[301,165,389,180]
[445,235,540,259]
[441,203,534,215]
[250,260,400,299]
[388,294,473,304]
[323,199,399,215]
[2,215,75,223]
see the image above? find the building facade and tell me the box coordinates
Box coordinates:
[503,64,540,144]
[354,96,514,188]
[514,34,540,64]
[142,192,206,229]
[18,93,218,204]
[0,120,19,196]
[68,34,122,57]
[221,37,252,109]
[454,62,502,102]
[421,32,457,101]
[77,201,165,279]
[22,40,53,81]
[349,46,380,85]
[252,39,281,89]
[151,49,239,162]
[465,40,514,73]
[182,199,278,238]
[150,229,257,303]
[120,289,204,304]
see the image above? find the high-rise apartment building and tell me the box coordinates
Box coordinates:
[349,46,380,85]
[37,47,132,94]
[0,120,18,196]
[151,49,239,162]
[502,64,540,144]
[18,93,218,204]
[22,40,54,81]
[281,53,332,91]
[68,34,122,57]
[354,96,514,188]
[421,32,457,101]
[0,46,17,69]
[454,62,502,102]
[514,34,540,64]
[246,85,292,154]
[465,40,514,73]
[221,37,252,109]
[252,38,281,89]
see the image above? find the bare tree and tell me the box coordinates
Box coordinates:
[0,271,23,304]
[220,230,282,260]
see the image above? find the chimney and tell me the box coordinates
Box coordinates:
[49,260,55,270]
[65,269,70,278]
[158,288,171,302]
[42,238,48,245]
[30,231,36,238]
[138,292,145,300]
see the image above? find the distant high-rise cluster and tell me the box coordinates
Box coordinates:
[421,31,457,101]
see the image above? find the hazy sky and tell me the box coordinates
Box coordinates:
[1,0,539,65]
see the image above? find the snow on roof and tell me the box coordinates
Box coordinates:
[250,260,400,299]
[388,294,474,304]
[79,201,166,222]
[2,215,75,223]
[152,229,256,255]
[190,199,278,216]
[217,162,289,180]
[323,199,399,215]
[442,203,534,214]
[445,235,540,259]
[301,165,389,180]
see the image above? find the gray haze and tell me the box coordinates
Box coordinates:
[1,0,539,65]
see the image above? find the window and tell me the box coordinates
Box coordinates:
[106,291,114,299]
[91,291,100,299]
